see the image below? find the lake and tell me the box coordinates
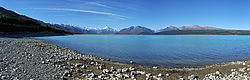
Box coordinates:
[34,35,250,67]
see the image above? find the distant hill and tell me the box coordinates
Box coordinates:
[48,24,88,34]
[160,25,224,32]
[117,26,154,34]
[159,26,180,31]
[180,25,224,30]
[0,7,70,34]
[155,30,250,35]
[156,25,250,35]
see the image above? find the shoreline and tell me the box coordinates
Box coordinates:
[0,38,249,80]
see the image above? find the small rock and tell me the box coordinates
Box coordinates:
[239,67,246,72]
[1,76,7,79]
[129,67,135,71]
[130,61,134,64]
[188,74,198,79]
[81,65,87,69]
[103,69,109,73]
[97,66,102,70]
[124,74,130,78]
[82,74,87,77]
[158,73,163,77]
[116,74,123,78]
[88,73,95,78]
[166,73,170,77]
[116,69,122,73]
[75,63,82,68]
[122,68,128,73]
[179,78,185,80]
[76,69,81,73]
[242,62,246,65]
[153,76,157,79]
[153,66,158,69]
[231,69,236,71]
[90,62,95,65]
[157,78,164,80]
[146,73,152,77]
[215,71,221,75]
[41,61,45,64]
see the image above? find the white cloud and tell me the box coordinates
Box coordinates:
[31,8,127,20]
[65,0,112,9]
[86,2,113,9]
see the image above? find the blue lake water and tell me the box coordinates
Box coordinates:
[34,35,250,67]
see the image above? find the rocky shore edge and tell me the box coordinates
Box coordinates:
[0,38,249,80]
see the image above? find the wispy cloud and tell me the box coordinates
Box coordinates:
[31,8,127,20]
[65,0,113,9]
[86,2,113,9]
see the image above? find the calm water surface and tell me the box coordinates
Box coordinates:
[34,35,250,67]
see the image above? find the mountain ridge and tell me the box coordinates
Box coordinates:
[0,6,70,34]
[160,25,224,32]
[117,26,154,34]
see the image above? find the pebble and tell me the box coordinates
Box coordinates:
[188,74,198,80]
[215,71,221,75]
[239,67,246,72]
[90,62,95,65]
[179,78,184,80]
[75,63,82,68]
[103,69,109,73]
[153,66,158,69]
[82,74,87,77]
[122,68,128,73]
[166,73,170,77]
[243,62,246,65]
[1,76,7,79]
[88,73,95,78]
[130,61,134,64]
[81,65,87,69]
[146,73,152,77]
[129,67,135,71]
[158,73,163,77]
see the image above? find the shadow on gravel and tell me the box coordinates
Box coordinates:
[0,32,72,38]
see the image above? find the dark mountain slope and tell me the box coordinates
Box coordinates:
[0,7,70,34]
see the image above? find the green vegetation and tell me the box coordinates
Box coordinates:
[0,6,71,34]
[155,30,250,35]
[0,16,69,33]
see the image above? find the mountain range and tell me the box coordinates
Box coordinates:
[159,25,224,32]
[156,25,250,35]
[83,26,118,34]
[48,24,88,34]
[49,24,118,34]
[117,26,154,34]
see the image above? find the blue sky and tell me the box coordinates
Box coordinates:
[0,0,250,30]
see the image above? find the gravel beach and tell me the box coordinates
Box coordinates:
[0,38,249,80]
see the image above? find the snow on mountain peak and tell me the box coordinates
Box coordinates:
[103,26,112,30]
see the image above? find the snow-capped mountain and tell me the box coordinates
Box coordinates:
[83,26,118,34]
[99,26,118,34]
